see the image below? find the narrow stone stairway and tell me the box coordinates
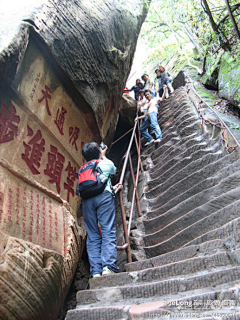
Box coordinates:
[66,87,240,320]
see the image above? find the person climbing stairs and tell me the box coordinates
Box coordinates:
[66,86,240,320]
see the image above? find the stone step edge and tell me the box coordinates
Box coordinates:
[125,239,224,272]
[66,306,240,320]
[90,251,231,290]
[143,184,240,228]
[142,198,240,246]
[144,169,240,226]
[143,200,240,255]
[72,284,240,318]
[149,135,222,173]
[147,144,223,182]
[76,267,240,306]
[146,150,238,194]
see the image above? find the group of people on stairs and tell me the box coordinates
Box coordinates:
[76,66,174,279]
[130,66,174,146]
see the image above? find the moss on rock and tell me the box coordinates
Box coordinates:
[201,52,223,90]
[218,52,240,109]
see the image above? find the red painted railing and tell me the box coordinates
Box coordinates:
[113,120,143,263]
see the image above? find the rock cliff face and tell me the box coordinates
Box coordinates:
[0,0,147,143]
[0,1,148,319]
[201,52,240,109]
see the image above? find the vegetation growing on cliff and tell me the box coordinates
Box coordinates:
[139,0,240,77]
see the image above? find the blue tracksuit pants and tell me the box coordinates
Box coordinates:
[82,190,119,276]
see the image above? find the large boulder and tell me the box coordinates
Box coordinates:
[201,52,223,90]
[0,1,148,319]
[201,51,240,109]
[0,0,148,144]
[218,51,240,109]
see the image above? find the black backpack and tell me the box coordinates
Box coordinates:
[76,159,108,199]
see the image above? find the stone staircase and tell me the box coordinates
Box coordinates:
[66,87,240,319]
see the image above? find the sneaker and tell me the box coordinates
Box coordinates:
[145,139,154,146]
[154,139,162,143]
[92,273,101,278]
[102,266,115,276]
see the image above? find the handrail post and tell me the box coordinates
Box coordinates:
[119,121,138,185]
[134,134,144,173]
[118,190,132,263]
[128,154,141,218]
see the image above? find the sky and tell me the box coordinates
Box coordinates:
[0,0,47,51]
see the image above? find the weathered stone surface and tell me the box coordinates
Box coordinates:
[0,0,148,144]
[218,52,240,109]
[0,39,88,319]
[76,267,240,307]
[65,86,240,319]
[202,51,240,109]
[201,53,223,90]
[0,1,148,319]
[0,214,84,320]
[119,94,137,129]
[89,252,231,290]
[172,70,186,90]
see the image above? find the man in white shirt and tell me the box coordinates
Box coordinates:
[135,86,167,145]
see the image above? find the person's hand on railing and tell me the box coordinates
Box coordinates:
[113,183,123,194]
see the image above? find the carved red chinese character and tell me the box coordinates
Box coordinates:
[38,85,52,116]
[64,161,78,202]
[22,126,45,175]
[69,127,79,151]
[55,107,67,135]
[0,102,20,144]
[44,145,65,194]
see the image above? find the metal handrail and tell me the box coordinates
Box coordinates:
[114,119,143,263]
[189,78,240,150]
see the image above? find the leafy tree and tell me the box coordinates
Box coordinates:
[138,0,240,76]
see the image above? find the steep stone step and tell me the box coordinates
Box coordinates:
[143,198,240,248]
[146,161,240,213]
[150,132,203,167]
[66,289,240,320]
[150,132,212,171]
[126,239,224,272]
[146,149,223,200]
[141,131,179,156]
[160,104,197,125]
[144,186,240,235]
[145,168,240,220]
[184,218,240,248]
[89,252,231,290]
[159,111,199,137]
[75,267,240,308]
[144,200,240,256]
[159,94,197,126]
[66,305,131,320]
[148,139,223,181]
[145,153,240,203]
[147,146,238,193]
[142,118,204,158]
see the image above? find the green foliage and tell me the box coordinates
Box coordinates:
[138,0,240,74]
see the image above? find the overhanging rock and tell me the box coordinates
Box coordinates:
[0,1,148,319]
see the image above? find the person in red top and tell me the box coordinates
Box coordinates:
[123,86,129,94]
